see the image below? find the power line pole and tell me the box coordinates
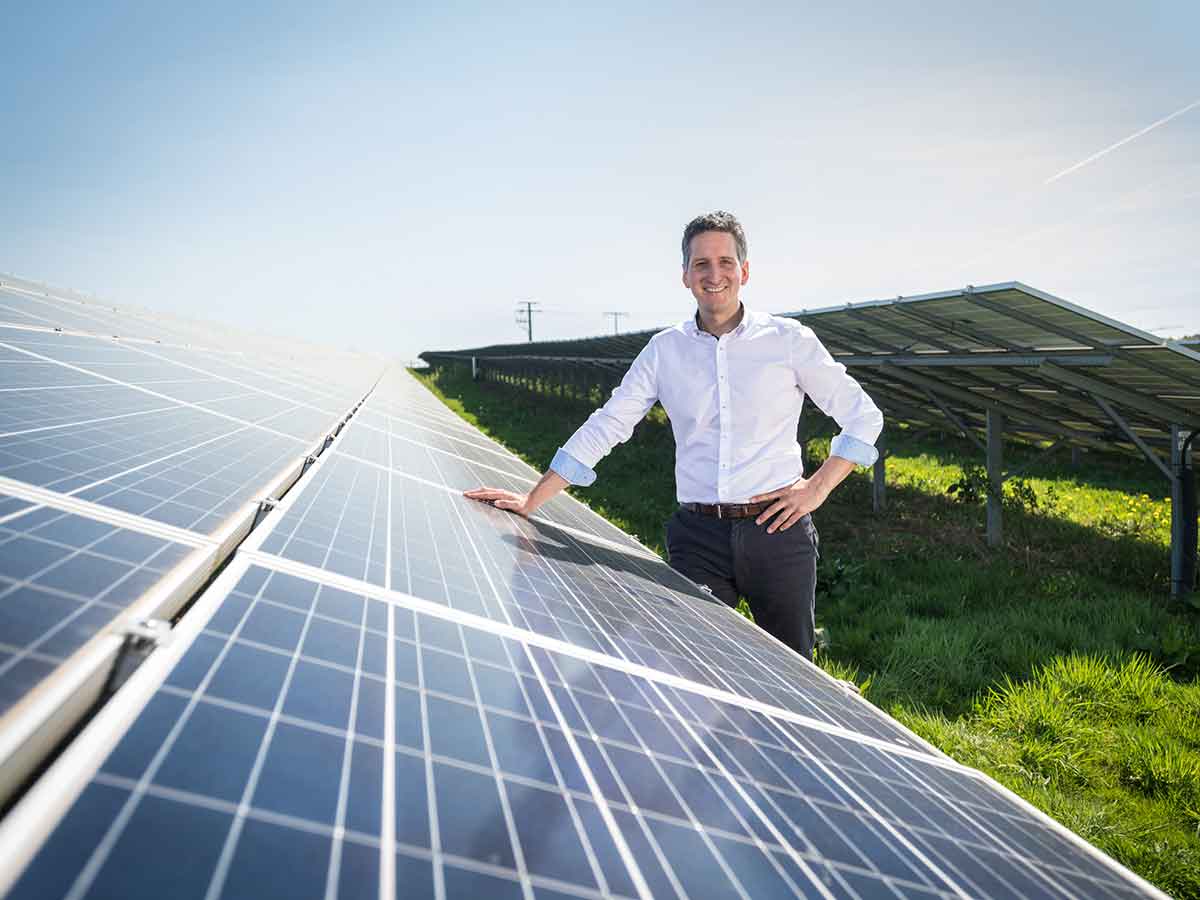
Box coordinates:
[515,300,541,342]
[603,311,629,335]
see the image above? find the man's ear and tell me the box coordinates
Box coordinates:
[740,259,750,285]
[681,267,691,288]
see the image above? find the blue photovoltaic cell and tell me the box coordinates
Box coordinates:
[258,455,389,585]
[0,327,335,444]
[0,498,193,715]
[346,393,649,555]
[0,326,352,536]
[0,406,304,536]
[267,459,929,751]
[0,289,159,338]
[12,563,1157,899]
[334,411,645,557]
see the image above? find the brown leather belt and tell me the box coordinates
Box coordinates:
[681,501,771,520]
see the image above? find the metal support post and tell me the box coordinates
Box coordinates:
[986,408,1005,547]
[471,356,477,380]
[1170,425,1187,598]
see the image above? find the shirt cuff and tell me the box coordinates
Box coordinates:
[829,433,879,467]
[550,447,597,487]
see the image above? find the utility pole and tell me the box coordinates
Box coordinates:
[603,311,629,335]
[515,301,541,342]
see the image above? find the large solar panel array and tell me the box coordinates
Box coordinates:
[422,282,1200,457]
[0,275,1168,898]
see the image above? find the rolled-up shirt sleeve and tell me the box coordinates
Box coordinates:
[791,324,883,466]
[558,339,660,477]
[549,448,596,486]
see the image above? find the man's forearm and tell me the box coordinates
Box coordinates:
[523,470,570,516]
[806,454,856,499]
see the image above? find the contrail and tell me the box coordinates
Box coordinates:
[1044,97,1200,185]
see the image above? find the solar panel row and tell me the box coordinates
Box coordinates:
[0,281,1168,898]
[10,560,1158,900]
[421,282,1200,457]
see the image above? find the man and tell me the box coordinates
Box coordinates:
[465,211,882,660]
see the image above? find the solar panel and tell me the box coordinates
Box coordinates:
[0,282,1169,898]
[8,558,1163,899]
[0,496,196,715]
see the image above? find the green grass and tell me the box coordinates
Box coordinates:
[414,364,1200,898]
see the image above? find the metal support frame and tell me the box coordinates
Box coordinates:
[1169,425,1197,600]
[1091,398,1197,599]
[963,288,1200,392]
[987,408,1005,547]
[882,361,1109,452]
[844,352,1114,368]
[1092,395,1172,480]
[920,388,987,454]
[1042,362,1198,427]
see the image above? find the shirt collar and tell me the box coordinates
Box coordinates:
[684,303,759,339]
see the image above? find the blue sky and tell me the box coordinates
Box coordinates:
[2,1,1197,361]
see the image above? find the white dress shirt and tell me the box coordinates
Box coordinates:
[550,305,883,504]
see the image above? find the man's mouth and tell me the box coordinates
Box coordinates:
[703,285,726,293]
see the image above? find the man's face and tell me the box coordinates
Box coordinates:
[682,230,749,318]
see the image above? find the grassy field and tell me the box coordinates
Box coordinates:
[414,364,1200,898]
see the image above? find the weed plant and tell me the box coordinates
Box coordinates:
[414,364,1200,897]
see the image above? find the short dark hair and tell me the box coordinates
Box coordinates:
[681,211,748,267]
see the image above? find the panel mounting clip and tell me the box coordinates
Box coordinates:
[121,617,172,649]
[252,496,279,529]
[300,453,319,477]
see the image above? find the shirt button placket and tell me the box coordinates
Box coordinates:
[718,338,730,501]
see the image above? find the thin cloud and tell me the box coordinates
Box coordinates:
[1044,97,1200,185]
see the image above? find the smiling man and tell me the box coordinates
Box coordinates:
[465,211,883,660]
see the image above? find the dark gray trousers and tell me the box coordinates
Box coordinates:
[665,506,820,659]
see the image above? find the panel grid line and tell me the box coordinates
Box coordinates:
[492,500,944,757]
[494,632,615,896]
[0,339,317,445]
[0,419,260,528]
[427,457,657,900]
[766,715,974,898]
[202,463,367,900]
[123,342,344,424]
[59,562,269,900]
[322,464,382,900]
[420,486,579,900]
[0,475,211,548]
[381,414,397,900]
[334,450,660,562]
[537,651,755,900]
[478,510,845,897]
[239,546,965,772]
